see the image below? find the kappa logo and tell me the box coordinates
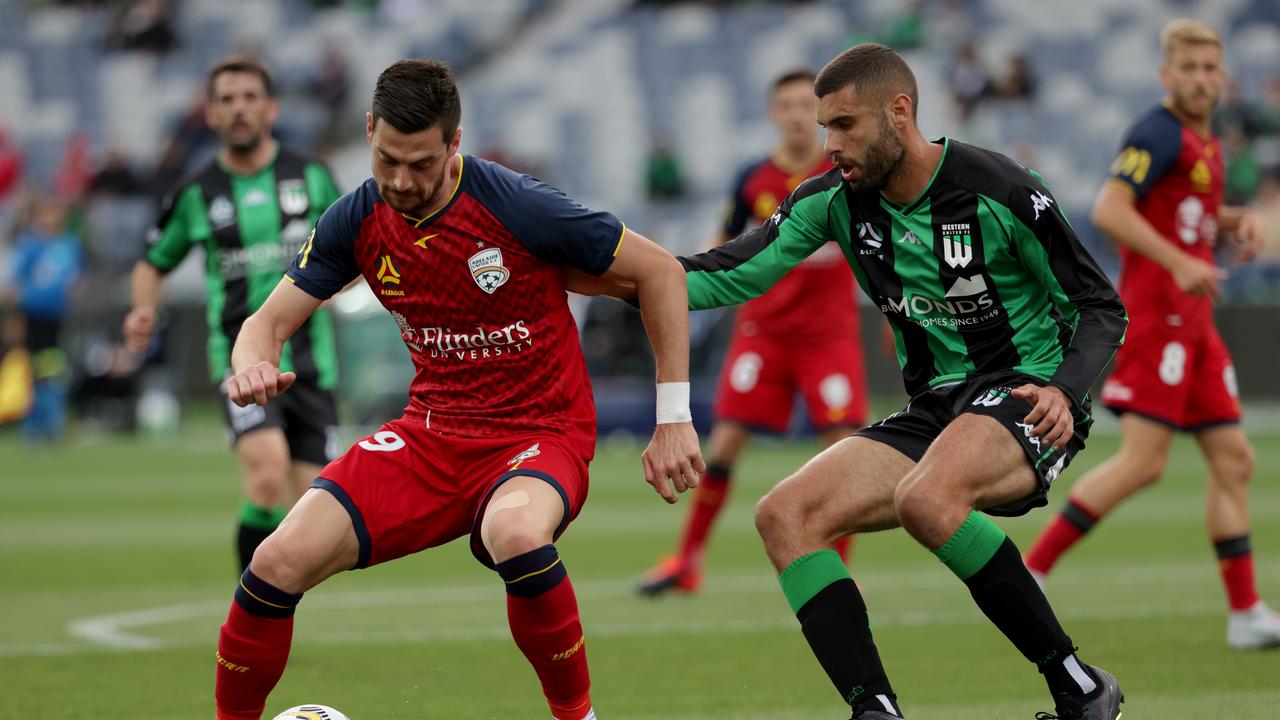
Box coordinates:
[857,222,884,249]
[376,255,404,296]
[278,179,309,215]
[508,442,541,466]
[941,223,972,268]
[243,187,270,208]
[1030,191,1054,220]
[208,196,235,229]
[899,230,923,246]
[972,387,1010,407]
[469,247,510,294]
[1015,421,1042,452]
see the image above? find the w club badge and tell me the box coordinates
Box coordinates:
[942,223,972,268]
[469,247,509,294]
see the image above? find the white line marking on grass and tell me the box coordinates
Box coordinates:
[22,557,1268,658]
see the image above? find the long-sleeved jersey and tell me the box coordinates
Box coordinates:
[681,138,1128,407]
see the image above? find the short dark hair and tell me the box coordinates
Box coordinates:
[371,59,462,138]
[814,43,918,119]
[772,68,816,93]
[207,55,273,100]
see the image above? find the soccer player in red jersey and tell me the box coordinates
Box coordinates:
[637,69,868,596]
[212,60,704,720]
[1024,19,1279,649]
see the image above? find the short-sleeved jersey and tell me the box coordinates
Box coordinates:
[145,147,342,386]
[682,138,1128,407]
[287,155,624,446]
[1107,104,1224,335]
[721,156,858,343]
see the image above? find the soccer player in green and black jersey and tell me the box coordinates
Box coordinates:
[588,44,1130,719]
[123,56,342,572]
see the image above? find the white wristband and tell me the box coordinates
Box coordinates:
[655,381,692,425]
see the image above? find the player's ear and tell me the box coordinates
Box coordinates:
[265,97,280,127]
[890,93,912,128]
[449,127,462,154]
[366,113,375,142]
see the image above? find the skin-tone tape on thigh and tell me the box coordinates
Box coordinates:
[487,489,532,514]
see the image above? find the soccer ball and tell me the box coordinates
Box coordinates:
[271,705,351,720]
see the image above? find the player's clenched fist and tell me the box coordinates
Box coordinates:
[225,361,296,408]
[642,422,705,504]
[122,306,157,353]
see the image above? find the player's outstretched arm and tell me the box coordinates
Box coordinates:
[123,261,165,353]
[607,228,706,503]
[1093,181,1226,299]
[226,279,323,408]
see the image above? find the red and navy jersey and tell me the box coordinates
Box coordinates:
[722,155,859,344]
[1107,104,1224,334]
[286,155,624,448]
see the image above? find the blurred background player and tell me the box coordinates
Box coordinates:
[212,59,702,720]
[122,55,343,572]
[2,198,83,443]
[637,69,867,597]
[1023,19,1280,650]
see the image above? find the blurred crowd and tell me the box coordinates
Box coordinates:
[4,0,1280,443]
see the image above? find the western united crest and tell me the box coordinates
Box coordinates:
[278,179,310,215]
[941,223,972,269]
[469,246,509,294]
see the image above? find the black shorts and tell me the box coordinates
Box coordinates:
[856,371,1092,517]
[220,375,340,466]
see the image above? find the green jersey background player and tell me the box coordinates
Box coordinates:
[123,56,343,571]
[577,42,1128,719]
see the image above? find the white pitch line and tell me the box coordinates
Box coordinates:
[24,557,1267,658]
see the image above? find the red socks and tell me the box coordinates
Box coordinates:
[497,545,592,719]
[1215,535,1261,611]
[676,464,731,568]
[1024,498,1099,575]
[215,570,302,720]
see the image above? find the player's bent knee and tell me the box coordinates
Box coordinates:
[753,490,792,542]
[485,517,553,564]
[247,534,314,595]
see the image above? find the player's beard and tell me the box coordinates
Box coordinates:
[846,112,906,192]
[382,160,451,216]
[223,119,263,156]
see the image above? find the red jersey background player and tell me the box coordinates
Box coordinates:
[638,69,867,597]
[1024,20,1280,650]
[212,60,704,720]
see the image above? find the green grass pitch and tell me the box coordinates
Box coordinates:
[3,416,1279,718]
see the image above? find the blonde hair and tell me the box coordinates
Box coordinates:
[1160,19,1221,60]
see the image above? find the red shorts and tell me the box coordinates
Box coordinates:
[1101,325,1240,430]
[313,416,591,568]
[713,332,868,434]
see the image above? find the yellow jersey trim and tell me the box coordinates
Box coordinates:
[612,223,627,257]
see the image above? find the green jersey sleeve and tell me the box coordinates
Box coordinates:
[679,171,841,310]
[143,183,207,273]
[1005,171,1128,407]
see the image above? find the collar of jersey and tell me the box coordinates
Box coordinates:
[401,154,466,229]
[878,137,949,218]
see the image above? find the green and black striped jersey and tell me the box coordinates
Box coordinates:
[145,147,341,387]
[682,138,1128,406]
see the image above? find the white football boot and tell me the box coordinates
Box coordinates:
[1227,601,1280,650]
